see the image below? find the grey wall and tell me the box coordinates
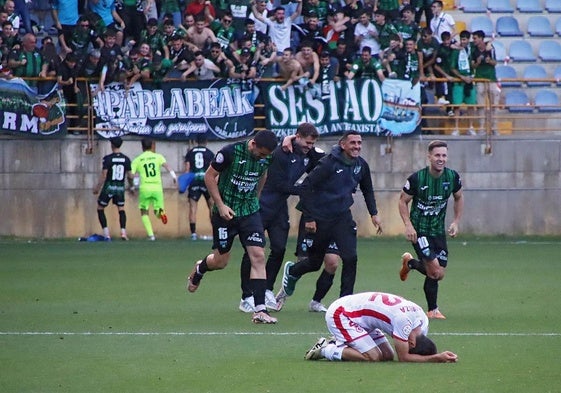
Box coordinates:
[1,134,560,238]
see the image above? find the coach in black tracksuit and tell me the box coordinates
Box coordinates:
[286,130,383,298]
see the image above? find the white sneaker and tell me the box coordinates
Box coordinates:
[265,290,278,311]
[437,97,450,105]
[148,235,156,241]
[467,127,476,136]
[190,233,197,240]
[239,296,255,313]
[305,337,328,360]
[451,129,460,136]
[308,300,327,312]
[447,110,455,117]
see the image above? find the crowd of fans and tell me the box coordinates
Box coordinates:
[0,0,498,133]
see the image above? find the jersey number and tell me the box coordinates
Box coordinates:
[142,162,157,178]
[111,164,125,181]
[194,152,205,170]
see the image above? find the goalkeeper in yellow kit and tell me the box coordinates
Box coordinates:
[131,138,178,240]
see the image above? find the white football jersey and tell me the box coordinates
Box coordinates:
[326,292,429,342]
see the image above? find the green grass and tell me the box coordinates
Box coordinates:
[1,237,560,393]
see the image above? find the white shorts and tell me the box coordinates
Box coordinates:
[326,307,390,354]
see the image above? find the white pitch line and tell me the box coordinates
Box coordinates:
[1,331,560,337]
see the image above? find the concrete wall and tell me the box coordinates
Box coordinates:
[1,134,560,238]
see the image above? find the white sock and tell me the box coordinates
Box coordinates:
[323,343,343,361]
[103,227,110,238]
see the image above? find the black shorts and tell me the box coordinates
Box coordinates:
[97,185,126,207]
[211,211,266,254]
[412,234,448,268]
[187,180,210,202]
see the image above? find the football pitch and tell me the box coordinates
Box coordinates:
[1,237,560,393]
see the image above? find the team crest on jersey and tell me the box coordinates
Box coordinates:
[354,165,361,175]
[303,158,309,166]
[404,180,410,190]
[442,181,450,191]
[215,152,224,164]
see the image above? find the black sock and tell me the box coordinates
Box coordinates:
[97,209,107,228]
[313,270,334,302]
[240,252,252,299]
[119,210,126,229]
[190,223,196,234]
[191,257,208,286]
[409,258,427,275]
[424,277,439,311]
[252,278,267,310]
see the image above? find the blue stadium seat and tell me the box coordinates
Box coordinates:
[516,0,543,13]
[492,40,507,62]
[487,0,515,12]
[496,16,524,37]
[509,40,536,62]
[459,0,487,13]
[534,90,561,112]
[504,90,533,112]
[555,17,561,36]
[470,16,494,37]
[522,65,549,87]
[496,64,521,87]
[527,16,554,37]
[554,66,561,86]
[538,40,561,62]
[545,0,561,13]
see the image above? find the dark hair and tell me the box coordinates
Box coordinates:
[440,31,451,40]
[110,137,123,148]
[428,140,447,151]
[339,130,361,143]
[432,0,443,7]
[245,18,255,25]
[472,29,485,39]
[296,122,319,138]
[362,46,372,54]
[253,130,278,152]
[421,27,433,36]
[196,133,207,144]
[408,334,437,356]
[141,138,153,151]
[460,30,471,39]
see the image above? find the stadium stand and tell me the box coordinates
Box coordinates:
[487,0,515,13]
[492,39,507,62]
[516,0,543,13]
[470,16,494,36]
[504,90,533,112]
[554,66,561,86]
[545,0,561,13]
[534,90,561,112]
[496,64,522,87]
[522,64,549,87]
[555,18,561,36]
[459,0,488,13]
[509,40,536,62]
[496,16,524,37]
[527,16,554,37]
[538,40,561,62]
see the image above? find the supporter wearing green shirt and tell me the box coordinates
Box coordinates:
[471,29,500,134]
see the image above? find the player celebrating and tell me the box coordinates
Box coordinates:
[93,137,134,240]
[131,138,178,241]
[184,134,215,240]
[305,291,458,363]
[186,130,279,324]
[398,140,464,319]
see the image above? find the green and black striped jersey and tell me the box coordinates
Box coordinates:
[403,167,462,236]
[211,141,271,217]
